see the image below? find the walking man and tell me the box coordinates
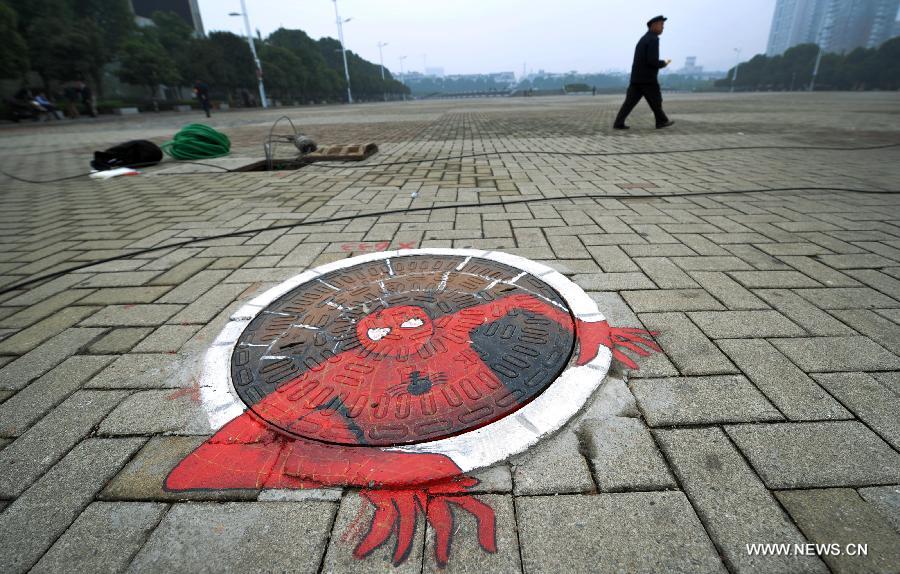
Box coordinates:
[613,15,675,130]
[194,79,211,118]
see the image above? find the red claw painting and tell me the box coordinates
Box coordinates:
[165,250,660,567]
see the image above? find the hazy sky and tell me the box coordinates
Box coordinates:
[198,1,777,75]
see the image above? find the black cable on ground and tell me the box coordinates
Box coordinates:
[2,142,898,184]
[0,185,897,297]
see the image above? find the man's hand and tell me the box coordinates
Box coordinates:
[664,59,672,67]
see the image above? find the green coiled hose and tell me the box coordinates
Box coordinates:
[160,124,231,160]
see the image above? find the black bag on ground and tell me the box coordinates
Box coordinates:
[91,140,163,170]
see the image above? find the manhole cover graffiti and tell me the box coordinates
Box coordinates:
[166,248,662,568]
[230,255,576,446]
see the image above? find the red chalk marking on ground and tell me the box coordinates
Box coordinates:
[340,241,417,252]
[167,379,201,403]
[165,250,661,567]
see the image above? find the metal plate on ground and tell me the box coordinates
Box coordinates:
[230,254,576,447]
[303,142,378,161]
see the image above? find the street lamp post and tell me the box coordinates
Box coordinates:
[398,55,407,101]
[730,48,741,93]
[229,1,267,108]
[332,0,353,104]
[377,42,389,102]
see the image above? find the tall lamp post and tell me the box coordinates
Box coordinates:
[377,41,389,101]
[730,48,741,93]
[229,1,267,108]
[398,55,407,101]
[332,0,353,104]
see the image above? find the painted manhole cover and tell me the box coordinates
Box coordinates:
[230,254,577,446]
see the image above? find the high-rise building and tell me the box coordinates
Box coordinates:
[767,0,898,55]
[129,0,205,36]
[767,0,827,55]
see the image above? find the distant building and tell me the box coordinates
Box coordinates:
[129,0,205,36]
[424,67,445,78]
[679,57,703,75]
[767,0,899,55]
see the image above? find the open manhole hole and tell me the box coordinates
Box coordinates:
[234,143,379,172]
[230,253,577,446]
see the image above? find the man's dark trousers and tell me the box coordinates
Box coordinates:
[614,82,668,127]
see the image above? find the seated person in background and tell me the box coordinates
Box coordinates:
[34,92,63,120]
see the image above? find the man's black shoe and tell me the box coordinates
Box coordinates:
[656,120,675,129]
[613,124,630,130]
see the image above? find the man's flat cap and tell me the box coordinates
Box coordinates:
[647,15,667,27]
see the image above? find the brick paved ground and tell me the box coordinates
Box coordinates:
[0,93,899,573]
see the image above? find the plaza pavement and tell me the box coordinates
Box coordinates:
[0,92,898,573]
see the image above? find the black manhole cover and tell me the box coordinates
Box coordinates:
[230,254,576,446]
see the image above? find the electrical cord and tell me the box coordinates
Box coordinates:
[160,124,231,160]
[2,142,897,184]
[0,185,896,296]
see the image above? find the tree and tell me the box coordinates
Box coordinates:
[117,30,180,98]
[0,3,29,79]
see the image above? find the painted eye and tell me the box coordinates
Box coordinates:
[400,317,424,329]
[367,327,391,341]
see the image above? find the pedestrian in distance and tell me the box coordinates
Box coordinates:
[194,79,211,118]
[613,15,675,130]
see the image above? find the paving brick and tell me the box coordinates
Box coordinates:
[78,286,172,305]
[0,437,144,574]
[0,390,128,497]
[86,327,152,353]
[729,271,820,288]
[77,271,161,288]
[770,336,900,372]
[423,494,520,573]
[717,339,850,421]
[687,271,769,310]
[829,308,900,354]
[131,324,202,353]
[510,430,594,495]
[101,435,259,501]
[147,258,211,285]
[86,353,198,389]
[80,304,182,327]
[0,355,114,437]
[517,492,725,573]
[622,289,725,312]
[775,489,900,574]
[858,485,900,533]
[31,502,167,574]
[98,389,211,435]
[169,283,247,324]
[794,287,899,309]
[638,312,737,375]
[815,253,895,269]
[0,305,99,355]
[725,421,900,488]
[580,416,675,491]
[0,289,89,329]
[157,269,231,303]
[0,327,105,390]
[631,374,782,426]
[755,289,854,335]
[571,272,656,290]
[872,371,900,396]
[671,256,753,271]
[845,268,900,299]
[813,372,900,450]
[130,502,336,573]
[778,256,861,287]
[587,245,639,272]
[655,428,827,573]
[634,257,698,288]
[322,491,424,573]
[688,310,804,338]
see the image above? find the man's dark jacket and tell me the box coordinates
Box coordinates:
[630,31,666,83]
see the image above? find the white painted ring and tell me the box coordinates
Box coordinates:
[198,248,611,474]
